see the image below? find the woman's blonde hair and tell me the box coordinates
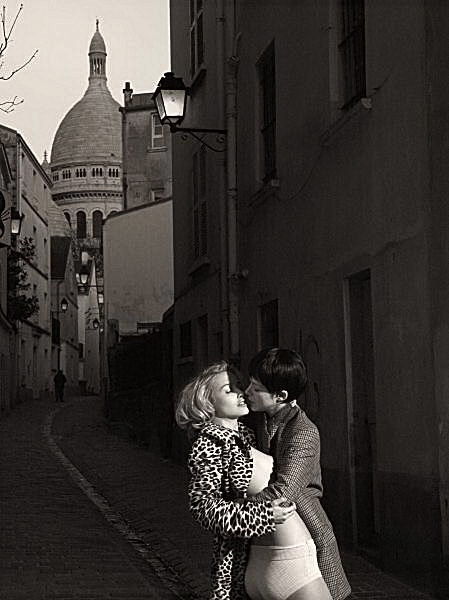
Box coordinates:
[175,361,232,440]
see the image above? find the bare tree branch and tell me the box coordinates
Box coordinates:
[0,3,38,110]
[0,95,23,113]
[0,48,38,81]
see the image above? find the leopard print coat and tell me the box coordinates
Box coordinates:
[188,421,275,600]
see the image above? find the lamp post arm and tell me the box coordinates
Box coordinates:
[169,125,227,135]
[170,125,227,153]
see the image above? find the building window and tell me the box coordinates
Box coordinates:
[76,211,87,239]
[192,147,207,258]
[151,113,165,148]
[257,41,277,182]
[64,212,71,226]
[62,169,71,179]
[190,0,204,78]
[108,168,119,177]
[32,346,37,378]
[76,168,86,177]
[196,314,208,369]
[339,0,366,108]
[180,320,193,358]
[91,167,103,177]
[52,172,59,182]
[92,210,103,239]
[258,299,279,348]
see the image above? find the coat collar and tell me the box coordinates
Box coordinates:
[265,402,300,437]
[200,421,252,445]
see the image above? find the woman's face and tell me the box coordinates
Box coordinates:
[211,370,248,420]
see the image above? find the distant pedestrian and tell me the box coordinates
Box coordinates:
[54,369,67,403]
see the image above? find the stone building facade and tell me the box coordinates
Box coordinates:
[120,84,172,210]
[0,126,54,400]
[0,142,15,412]
[168,1,449,595]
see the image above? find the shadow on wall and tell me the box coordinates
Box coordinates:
[105,329,174,459]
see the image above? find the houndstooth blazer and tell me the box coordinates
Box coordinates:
[251,403,351,600]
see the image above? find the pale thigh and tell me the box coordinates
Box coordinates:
[285,576,332,600]
[245,539,326,600]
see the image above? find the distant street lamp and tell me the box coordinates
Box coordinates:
[11,208,24,236]
[60,297,68,313]
[79,265,89,285]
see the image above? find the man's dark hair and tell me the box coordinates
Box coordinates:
[248,347,307,400]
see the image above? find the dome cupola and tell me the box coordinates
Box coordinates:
[89,19,107,81]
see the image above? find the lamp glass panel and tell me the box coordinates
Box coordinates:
[11,218,21,235]
[11,210,23,235]
[154,93,166,122]
[161,88,186,122]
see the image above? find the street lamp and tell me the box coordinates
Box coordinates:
[79,265,89,285]
[11,208,24,236]
[152,72,188,130]
[153,72,226,151]
[60,297,68,313]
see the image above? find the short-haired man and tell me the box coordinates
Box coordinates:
[245,347,351,600]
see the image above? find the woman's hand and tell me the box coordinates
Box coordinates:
[271,497,296,523]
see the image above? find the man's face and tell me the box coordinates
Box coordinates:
[245,378,277,413]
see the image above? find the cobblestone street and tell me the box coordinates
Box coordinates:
[0,396,441,599]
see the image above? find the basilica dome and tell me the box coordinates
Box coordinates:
[50,87,121,166]
[50,23,121,167]
[49,21,123,241]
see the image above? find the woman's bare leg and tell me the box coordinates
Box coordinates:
[285,577,332,600]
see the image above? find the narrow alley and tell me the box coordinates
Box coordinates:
[0,395,440,599]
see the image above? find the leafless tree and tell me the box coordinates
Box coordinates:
[0,3,38,113]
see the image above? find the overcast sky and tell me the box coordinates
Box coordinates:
[0,0,170,162]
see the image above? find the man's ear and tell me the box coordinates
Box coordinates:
[275,390,289,403]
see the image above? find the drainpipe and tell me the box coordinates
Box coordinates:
[216,0,229,358]
[14,138,22,397]
[56,280,62,371]
[225,0,240,365]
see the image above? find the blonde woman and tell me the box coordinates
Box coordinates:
[176,361,330,600]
